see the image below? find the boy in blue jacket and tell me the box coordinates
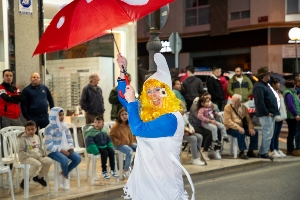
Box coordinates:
[83,115,118,179]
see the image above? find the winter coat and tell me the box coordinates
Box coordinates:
[80,84,104,115]
[227,75,253,103]
[109,122,136,146]
[253,80,280,117]
[108,86,123,120]
[223,104,254,130]
[206,74,224,103]
[182,76,204,101]
[0,82,23,119]
[83,125,114,155]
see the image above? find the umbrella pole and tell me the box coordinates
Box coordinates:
[111,30,120,54]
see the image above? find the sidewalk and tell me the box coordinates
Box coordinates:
[0,135,298,200]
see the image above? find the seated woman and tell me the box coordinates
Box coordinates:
[188,92,222,160]
[44,107,82,189]
[182,112,205,166]
[109,108,137,179]
[223,94,259,159]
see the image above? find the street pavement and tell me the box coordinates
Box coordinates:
[113,162,300,200]
[184,162,300,200]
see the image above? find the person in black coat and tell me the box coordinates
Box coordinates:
[206,66,224,111]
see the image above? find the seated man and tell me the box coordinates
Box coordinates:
[223,94,259,159]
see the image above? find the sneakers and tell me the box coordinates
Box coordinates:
[192,158,205,166]
[102,171,110,179]
[123,171,131,180]
[270,150,281,158]
[259,153,274,161]
[110,170,119,178]
[201,151,210,161]
[33,176,47,187]
[63,176,70,190]
[58,173,64,188]
[223,137,230,143]
[212,140,222,146]
[277,149,286,157]
[214,150,222,160]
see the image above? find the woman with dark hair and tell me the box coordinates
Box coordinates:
[172,78,186,103]
[283,79,300,156]
[269,78,286,157]
[109,108,137,179]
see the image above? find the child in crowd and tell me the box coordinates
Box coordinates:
[84,115,119,179]
[110,108,137,179]
[18,120,52,189]
[44,107,82,190]
[198,97,229,145]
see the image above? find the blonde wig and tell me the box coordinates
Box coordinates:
[139,79,182,122]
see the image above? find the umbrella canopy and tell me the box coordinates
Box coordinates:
[33,0,174,56]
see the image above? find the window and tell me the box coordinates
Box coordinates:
[230,10,250,20]
[185,0,210,26]
[287,0,299,14]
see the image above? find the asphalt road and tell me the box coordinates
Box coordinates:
[113,162,300,200]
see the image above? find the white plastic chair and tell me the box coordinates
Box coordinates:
[104,122,124,179]
[0,135,15,200]
[66,123,85,155]
[81,124,101,185]
[39,128,80,191]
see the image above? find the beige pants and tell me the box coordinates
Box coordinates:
[22,157,52,179]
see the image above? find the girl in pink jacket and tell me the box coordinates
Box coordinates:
[198,97,229,146]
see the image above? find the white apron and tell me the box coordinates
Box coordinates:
[123,112,195,200]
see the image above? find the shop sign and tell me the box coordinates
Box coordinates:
[19,0,33,15]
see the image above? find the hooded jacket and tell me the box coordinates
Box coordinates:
[182,76,204,100]
[109,122,136,146]
[44,107,74,155]
[17,131,43,162]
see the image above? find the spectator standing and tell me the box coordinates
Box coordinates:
[227,67,253,103]
[80,73,105,124]
[206,66,224,111]
[224,94,259,159]
[108,74,131,121]
[0,69,23,127]
[253,67,279,160]
[182,65,204,111]
[283,79,300,156]
[21,72,54,130]
[219,72,229,100]
[269,78,286,158]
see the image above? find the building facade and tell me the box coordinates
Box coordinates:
[137,0,300,74]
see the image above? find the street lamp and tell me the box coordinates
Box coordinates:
[288,27,300,73]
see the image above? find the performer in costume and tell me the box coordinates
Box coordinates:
[117,53,195,200]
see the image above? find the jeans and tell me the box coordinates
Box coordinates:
[183,133,203,159]
[98,147,115,172]
[270,121,283,152]
[258,116,275,155]
[115,144,137,170]
[227,128,258,152]
[203,122,227,141]
[48,151,82,177]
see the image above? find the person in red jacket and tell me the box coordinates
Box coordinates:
[0,69,23,128]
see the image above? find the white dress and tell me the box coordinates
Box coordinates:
[123,111,195,200]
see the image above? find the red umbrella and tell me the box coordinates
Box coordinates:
[33,0,174,56]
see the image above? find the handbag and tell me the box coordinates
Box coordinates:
[230,105,249,130]
[275,98,287,122]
